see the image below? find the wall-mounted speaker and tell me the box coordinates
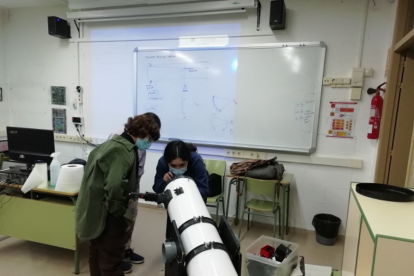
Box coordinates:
[269,0,286,30]
[48,16,71,39]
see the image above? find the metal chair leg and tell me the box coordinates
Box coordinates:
[278,207,282,238]
[247,209,250,231]
[215,201,220,224]
[226,181,232,219]
[286,186,290,235]
[221,198,225,221]
[238,211,244,238]
[273,211,277,237]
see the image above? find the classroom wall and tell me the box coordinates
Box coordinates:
[2,0,396,233]
[0,8,9,136]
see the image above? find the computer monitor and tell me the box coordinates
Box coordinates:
[6,126,55,171]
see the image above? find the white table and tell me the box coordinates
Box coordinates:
[342,183,414,276]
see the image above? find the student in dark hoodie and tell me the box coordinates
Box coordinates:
[153,140,209,201]
[153,140,209,239]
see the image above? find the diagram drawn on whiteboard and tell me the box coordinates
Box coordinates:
[211,114,234,131]
[212,96,237,112]
[181,98,187,119]
[145,105,158,112]
[146,63,209,83]
[145,63,209,101]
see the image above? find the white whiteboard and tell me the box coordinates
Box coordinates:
[136,43,326,153]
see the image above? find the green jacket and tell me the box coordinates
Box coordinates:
[75,135,137,240]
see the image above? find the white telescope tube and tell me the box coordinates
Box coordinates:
[165,177,238,276]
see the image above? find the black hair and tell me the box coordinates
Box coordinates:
[186,143,197,152]
[144,112,161,129]
[164,140,197,163]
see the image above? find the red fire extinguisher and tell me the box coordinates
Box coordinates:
[367,82,386,139]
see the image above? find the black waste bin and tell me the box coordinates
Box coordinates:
[312,214,341,246]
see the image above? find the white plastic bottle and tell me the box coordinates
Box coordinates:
[50,152,61,187]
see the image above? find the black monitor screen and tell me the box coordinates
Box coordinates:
[6,127,55,165]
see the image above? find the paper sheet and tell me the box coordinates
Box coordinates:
[291,264,332,276]
[21,163,48,193]
[36,163,48,189]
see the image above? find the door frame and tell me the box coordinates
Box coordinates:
[374,0,414,185]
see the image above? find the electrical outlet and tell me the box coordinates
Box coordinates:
[323,77,332,86]
[54,134,66,142]
[225,149,246,158]
[256,152,267,159]
[225,149,233,157]
[244,151,256,159]
[364,68,373,77]
[54,134,92,144]
[231,150,244,158]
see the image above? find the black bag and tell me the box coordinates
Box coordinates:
[245,157,285,180]
[66,158,87,167]
[208,173,222,197]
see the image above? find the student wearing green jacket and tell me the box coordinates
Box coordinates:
[108,112,161,274]
[76,114,160,276]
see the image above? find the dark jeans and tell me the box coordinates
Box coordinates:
[89,214,128,276]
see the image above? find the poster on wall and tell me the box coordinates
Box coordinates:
[327,102,358,138]
[51,86,66,105]
[52,108,67,134]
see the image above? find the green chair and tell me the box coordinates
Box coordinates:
[238,177,281,238]
[204,159,226,224]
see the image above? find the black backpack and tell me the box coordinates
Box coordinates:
[207,172,222,197]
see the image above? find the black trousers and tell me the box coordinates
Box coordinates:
[89,214,128,276]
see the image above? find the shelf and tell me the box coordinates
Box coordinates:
[394,28,414,53]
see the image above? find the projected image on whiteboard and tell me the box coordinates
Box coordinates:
[137,49,238,143]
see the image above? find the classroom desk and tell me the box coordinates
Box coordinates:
[0,182,80,274]
[342,183,414,276]
[225,173,293,240]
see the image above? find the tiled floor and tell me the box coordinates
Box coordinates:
[0,206,344,275]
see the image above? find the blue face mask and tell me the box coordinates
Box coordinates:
[169,167,187,176]
[136,138,152,150]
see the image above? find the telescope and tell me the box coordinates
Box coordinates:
[131,177,242,276]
